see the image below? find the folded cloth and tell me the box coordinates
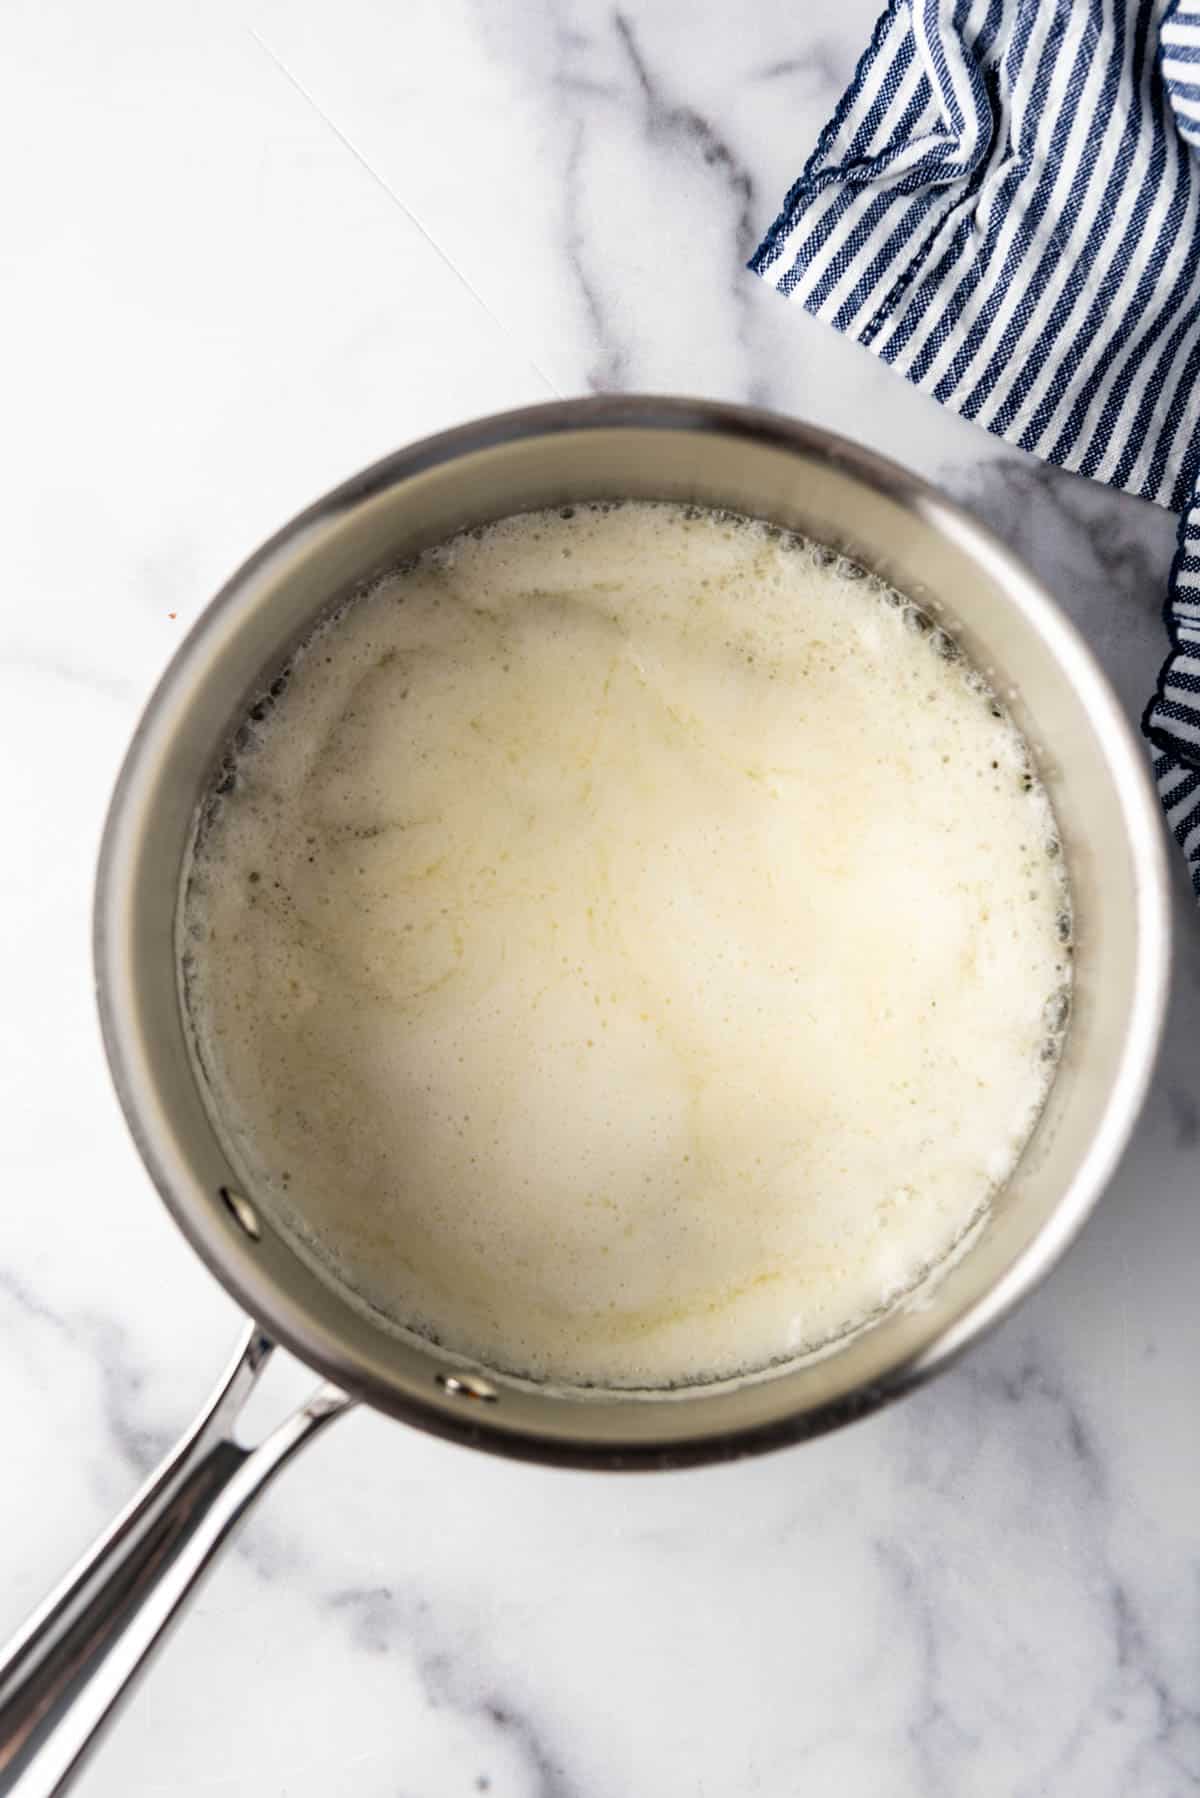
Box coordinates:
[751,0,1200,900]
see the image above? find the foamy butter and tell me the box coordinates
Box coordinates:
[183,503,1071,1387]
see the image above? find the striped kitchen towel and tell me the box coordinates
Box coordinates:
[751,0,1200,900]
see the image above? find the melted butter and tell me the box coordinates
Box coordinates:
[183,503,1070,1387]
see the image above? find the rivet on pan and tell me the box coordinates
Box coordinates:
[437,1372,498,1403]
[219,1186,261,1240]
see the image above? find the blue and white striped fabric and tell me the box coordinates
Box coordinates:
[751,0,1200,899]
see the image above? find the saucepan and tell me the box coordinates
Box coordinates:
[0,397,1170,1795]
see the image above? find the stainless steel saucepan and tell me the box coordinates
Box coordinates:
[0,398,1170,1795]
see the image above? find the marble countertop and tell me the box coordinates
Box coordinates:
[3,1,1197,1792]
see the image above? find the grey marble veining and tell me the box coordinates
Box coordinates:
[1,1,1197,1794]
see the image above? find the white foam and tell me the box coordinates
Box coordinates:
[182,503,1071,1387]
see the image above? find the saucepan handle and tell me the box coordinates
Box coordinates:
[0,1324,352,1796]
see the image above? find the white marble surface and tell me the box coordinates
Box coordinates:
[2,1,1198,1792]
